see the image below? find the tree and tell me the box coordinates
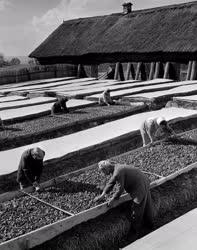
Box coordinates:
[10,57,21,66]
[28,58,39,66]
[0,53,5,67]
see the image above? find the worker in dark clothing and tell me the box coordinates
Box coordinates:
[94,160,154,237]
[17,147,45,191]
[51,97,69,115]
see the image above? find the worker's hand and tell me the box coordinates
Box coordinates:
[107,199,115,208]
[33,182,40,191]
[94,194,105,203]
[35,186,40,192]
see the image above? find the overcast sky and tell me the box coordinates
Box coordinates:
[0,0,195,57]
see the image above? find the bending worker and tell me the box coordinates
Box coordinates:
[99,89,115,106]
[17,147,45,191]
[94,160,154,237]
[140,116,176,147]
[51,96,69,115]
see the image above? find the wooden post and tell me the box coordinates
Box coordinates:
[154,62,160,79]
[126,62,135,80]
[148,62,155,80]
[106,65,115,79]
[126,62,132,80]
[119,63,125,81]
[90,65,98,78]
[140,63,147,81]
[77,64,82,78]
[77,64,87,78]
[186,61,192,80]
[163,62,170,79]
[135,62,142,80]
[190,61,197,80]
[114,62,120,80]
[114,62,124,81]
[130,64,135,80]
[168,63,178,80]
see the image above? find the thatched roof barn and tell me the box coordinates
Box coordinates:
[30,1,197,65]
[30,1,197,81]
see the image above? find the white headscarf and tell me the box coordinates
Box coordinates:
[31,147,45,160]
[156,117,166,125]
[98,160,115,170]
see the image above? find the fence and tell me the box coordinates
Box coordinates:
[0,64,78,85]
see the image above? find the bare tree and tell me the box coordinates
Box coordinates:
[28,58,39,66]
[10,57,21,65]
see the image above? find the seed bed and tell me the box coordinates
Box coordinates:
[34,168,158,214]
[0,104,144,151]
[0,195,68,243]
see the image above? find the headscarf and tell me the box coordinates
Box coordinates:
[31,147,45,160]
[98,160,116,170]
[156,117,166,126]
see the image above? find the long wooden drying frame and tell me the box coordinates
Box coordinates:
[0,160,197,250]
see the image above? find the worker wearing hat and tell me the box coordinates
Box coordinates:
[51,96,69,115]
[99,89,115,106]
[140,117,176,146]
[94,160,154,237]
[17,147,45,191]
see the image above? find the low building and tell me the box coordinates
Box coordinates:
[29,1,197,81]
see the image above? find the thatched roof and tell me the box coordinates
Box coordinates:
[30,1,197,64]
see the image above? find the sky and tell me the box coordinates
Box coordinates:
[0,0,195,57]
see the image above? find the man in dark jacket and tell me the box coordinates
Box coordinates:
[51,96,69,115]
[94,160,154,236]
[17,147,45,191]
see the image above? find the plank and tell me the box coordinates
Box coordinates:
[0,96,28,103]
[86,80,196,101]
[44,79,173,96]
[0,78,96,94]
[0,97,57,110]
[0,77,75,90]
[126,80,197,100]
[0,99,95,122]
[57,80,139,98]
[123,208,197,250]
[21,191,74,216]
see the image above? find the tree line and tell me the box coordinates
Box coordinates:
[0,53,39,67]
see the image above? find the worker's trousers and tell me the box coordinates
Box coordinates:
[130,190,154,235]
[140,120,157,146]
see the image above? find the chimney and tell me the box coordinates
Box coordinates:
[122,2,132,14]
